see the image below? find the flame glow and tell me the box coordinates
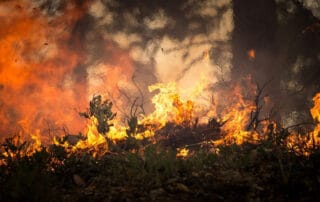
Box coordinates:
[248,49,255,60]
[1,1,319,161]
[176,148,189,158]
[286,93,320,155]
[0,1,89,141]
[142,82,194,128]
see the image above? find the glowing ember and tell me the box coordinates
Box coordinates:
[247,49,255,60]
[176,148,189,158]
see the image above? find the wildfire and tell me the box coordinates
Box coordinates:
[176,148,189,158]
[308,93,320,149]
[212,78,260,145]
[141,82,195,129]
[311,93,320,123]
[76,118,107,147]
[305,93,320,150]
[2,80,320,159]
[285,93,320,156]
[0,0,136,146]
[1,1,320,161]
[0,0,90,141]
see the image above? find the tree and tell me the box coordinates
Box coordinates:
[232,0,320,124]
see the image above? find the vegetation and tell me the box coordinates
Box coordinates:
[1,97,320,201]
[79,95,117,135]
[1,134,320,201]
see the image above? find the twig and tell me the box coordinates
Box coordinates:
[285,122,315,130]
[246,81,270,131]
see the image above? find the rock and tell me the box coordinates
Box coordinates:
[150,188,166,200]
[73,174,86,187]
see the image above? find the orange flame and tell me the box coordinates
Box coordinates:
[213,78,259,145]
[1,1,320,160]
[248,49,255,60]
[0,1,90,141]
[142,82,194,128]
[286,93,320,156]
[309,93,320,146]
[0,1,134,144]
[176,148,189,158]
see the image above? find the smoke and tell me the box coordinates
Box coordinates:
[0,0,138,140]
[0,0,233,141]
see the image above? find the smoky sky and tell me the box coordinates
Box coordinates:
[0,0,234,139]
[38,0,234,112]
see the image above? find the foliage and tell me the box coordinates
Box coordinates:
[80,95,116,134]
[1,128,320,201]
[1,95,320,201]
[0,140,60,201]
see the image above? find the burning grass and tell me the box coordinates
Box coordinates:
[1,82,320,201]
[1,132,320,201]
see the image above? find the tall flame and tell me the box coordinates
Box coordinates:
[0,1,90,141]
[0,1,135,144]
[1,1,320,160]
[142,82,194,128]
[310,93,320,145]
